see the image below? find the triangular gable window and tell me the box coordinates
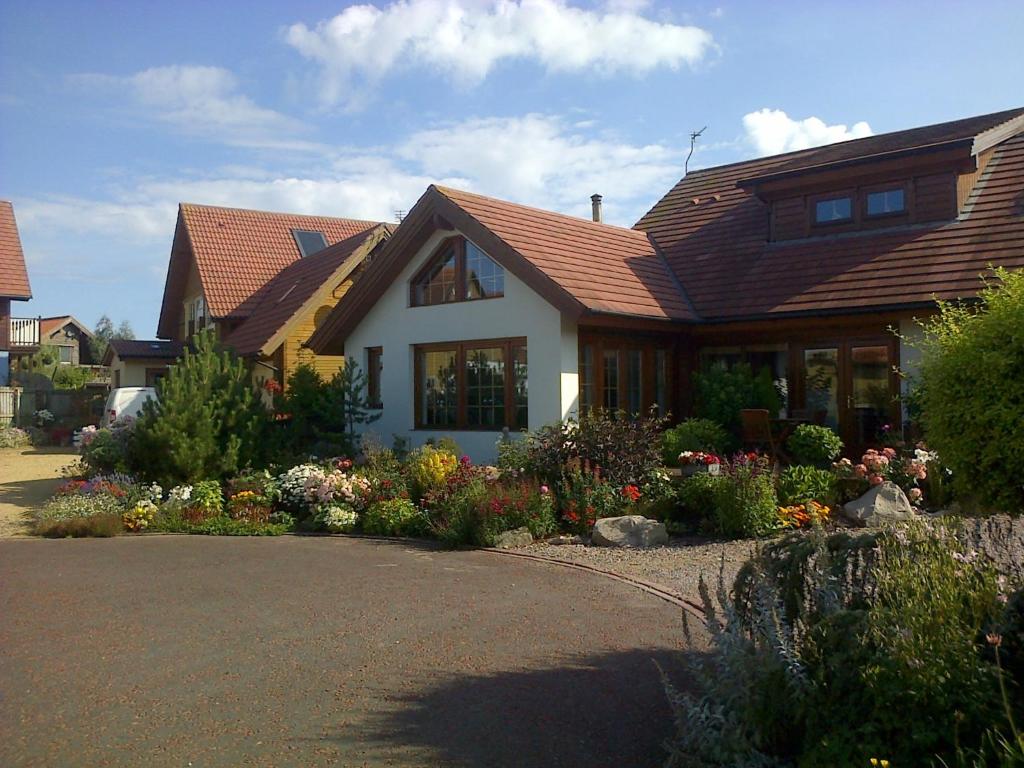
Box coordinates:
[411,237,504,307]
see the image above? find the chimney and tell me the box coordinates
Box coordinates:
[591,193,603,223]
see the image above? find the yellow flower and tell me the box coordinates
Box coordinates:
[870,760,878,767]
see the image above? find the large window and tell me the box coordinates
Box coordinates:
[579,335,672,417]
[415,338,526,430]
[411,238,504,307]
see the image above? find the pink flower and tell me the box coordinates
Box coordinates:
[854,464,868,478]
[539,485,550,495]
[882,447,897,460]
[869,475,884,486]
[908,487,923,502]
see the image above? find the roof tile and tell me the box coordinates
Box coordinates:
[0,201,31,299]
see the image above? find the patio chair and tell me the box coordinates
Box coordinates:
[740,409,782,463]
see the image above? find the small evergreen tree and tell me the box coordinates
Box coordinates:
[132,329,268,485]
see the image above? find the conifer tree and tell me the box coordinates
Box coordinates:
[132,329,267,485]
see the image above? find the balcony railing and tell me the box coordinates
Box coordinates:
[9,317,41,347]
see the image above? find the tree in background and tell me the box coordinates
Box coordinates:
[131,329,267,486]
[89,315,135,362]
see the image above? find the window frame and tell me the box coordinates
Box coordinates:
[413,337,527,431]
[292,229,328,258]
[366,346,383,409]
[812,194,854,226]
[409,236,505,307]
[578,333,673,417]
[863,185,908,219]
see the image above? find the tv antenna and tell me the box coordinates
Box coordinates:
[685,126,707,175]
[394,209,406,223]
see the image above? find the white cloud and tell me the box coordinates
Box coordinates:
[742,108,873,156]
[74,65,322,151]
[18,113,683,257]
[285,0,714,107]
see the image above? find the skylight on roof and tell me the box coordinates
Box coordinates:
[293,229,328,258]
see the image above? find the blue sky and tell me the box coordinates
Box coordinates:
[2,0,1022,338]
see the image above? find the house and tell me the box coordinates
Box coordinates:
[0,200,36,385]
[103,339,184,388]
[36,316,96,366]
[307,106,1024,460]
[154,203,387,388]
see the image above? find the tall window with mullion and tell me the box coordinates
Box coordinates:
[465,347,506,428]
[465,241,504,299]
[413,244,460,306]
[420,349,457,428]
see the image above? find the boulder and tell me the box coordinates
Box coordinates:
[493,526,533,549]
[841,481,917,527]
[591,516,668,548]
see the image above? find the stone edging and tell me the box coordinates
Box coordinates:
[479,546,707,621]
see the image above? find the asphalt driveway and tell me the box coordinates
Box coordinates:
[0,535,695,767]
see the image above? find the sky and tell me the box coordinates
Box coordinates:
[1,0,1022,339]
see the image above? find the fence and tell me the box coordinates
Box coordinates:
[0,386,18,426]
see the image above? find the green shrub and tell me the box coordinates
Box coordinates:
[912,268,1024,511]
[786,424,844,467]
[426,470,490,548]
[693,363,782,433]
[36,513,123,538]
[363,498,426,537]
[711,458,779,538]
[676,472,722,523]
[664,521,1017,768]
[80,427,132,475]
[556,464,628,535]
[35,492,123,522]
[776,464,837,507]
[660,419,730,465]
[477,477,558,542]
[131,329,269,486]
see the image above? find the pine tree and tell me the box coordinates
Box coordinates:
[132,330,268,485]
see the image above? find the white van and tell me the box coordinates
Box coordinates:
[101,387,157,428]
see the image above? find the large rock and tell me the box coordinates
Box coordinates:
[591,516,668,548]
[841,481,917,527]
[493,526,533,549]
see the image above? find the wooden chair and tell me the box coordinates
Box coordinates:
[741,409,781,463]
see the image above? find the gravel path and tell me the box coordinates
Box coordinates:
[0,535,701,768]
[0,447,77,537]
[516,537,761,606]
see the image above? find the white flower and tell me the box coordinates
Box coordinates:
[169,485,193,502]
[319,504,358,532]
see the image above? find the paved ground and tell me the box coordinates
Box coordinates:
[0,535,699,767]
[0,447,76,537]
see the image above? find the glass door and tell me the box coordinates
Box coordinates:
[798,341,897,454]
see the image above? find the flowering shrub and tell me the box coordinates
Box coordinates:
[123,500,158,531]
[36,492,122,521]
[226,490,272,524]
[304,468,371,510]
[363,498,426,537]
[79,422,135,476]
[677,450,722,469]
[277,464,321,511]
[408,445,458,496]
[0,426,31,449]
[556,463,625,535]
[314,503,358,532]
[777,500,830,529]
[475,477,558,542]
[833,445,936,507]
[34,409,54,427]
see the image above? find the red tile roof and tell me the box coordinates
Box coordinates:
[635,109,1024,320]
[157,203,383,338]
[39,315,92,338]
[0,201,32,300]
[225,225,392,356]
[436,186,695,321]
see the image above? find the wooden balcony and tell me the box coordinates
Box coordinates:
[1,317,41,351]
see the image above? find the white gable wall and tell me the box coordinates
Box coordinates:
[345,229,579,462]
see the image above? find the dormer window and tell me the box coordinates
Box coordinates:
[292,229,327,258]
[814,196,853,224]
[866,188,906,217]
[411,237,504,307]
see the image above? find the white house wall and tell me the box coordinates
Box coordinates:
[344,229,578,462]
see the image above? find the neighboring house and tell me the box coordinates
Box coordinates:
[37,316,95,366]
[0,200,36,385]
[103,339,184,388]
[308,107,1024,460]
[155,203,386,388]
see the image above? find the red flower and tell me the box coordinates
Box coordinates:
[263,379,283,394]
[621,485,641,503]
